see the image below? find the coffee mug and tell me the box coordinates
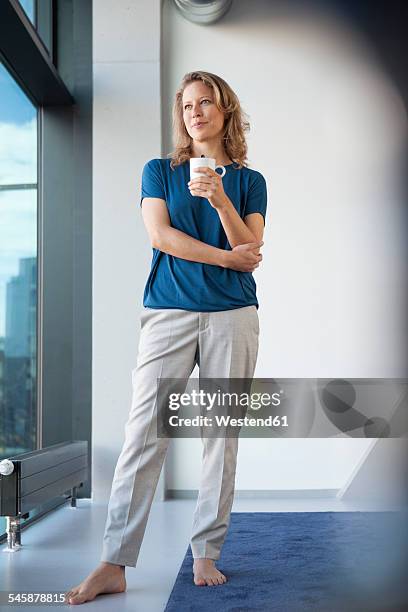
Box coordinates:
[190,157,226,180]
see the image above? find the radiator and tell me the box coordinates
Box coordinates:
[0,440,89,551]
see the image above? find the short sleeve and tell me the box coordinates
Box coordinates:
[244,171,267,225]
[140,159,166,206]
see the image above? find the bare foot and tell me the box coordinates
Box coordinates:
[64,562,126,605]
[193,558,227,586]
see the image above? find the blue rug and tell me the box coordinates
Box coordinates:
[164,511,408,612]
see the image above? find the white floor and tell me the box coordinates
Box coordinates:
[0,496,402,612]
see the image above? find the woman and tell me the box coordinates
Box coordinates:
[65,71,267,605]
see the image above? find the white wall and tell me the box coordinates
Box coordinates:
[92,0,407,500]
[92,0,163,502]
[161,0,408,492]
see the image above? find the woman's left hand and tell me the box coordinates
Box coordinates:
[188,167,227,210]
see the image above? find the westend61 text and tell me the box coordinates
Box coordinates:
[168,415,288,427]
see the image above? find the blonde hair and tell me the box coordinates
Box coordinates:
[168,71,250,170]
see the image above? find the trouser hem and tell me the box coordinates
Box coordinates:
[190,544,221,561]
[100,552,137,568]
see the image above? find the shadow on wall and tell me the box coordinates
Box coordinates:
[164,0,408,378]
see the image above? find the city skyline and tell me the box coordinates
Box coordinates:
[0,62,37,337]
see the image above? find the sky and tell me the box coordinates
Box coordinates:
[18,0,35,27]
[0,62,37,337]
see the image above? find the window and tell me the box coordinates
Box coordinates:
[17,1,54,57]
[0,62,38,536]
[0,0,92,544]
[18,0,35,25]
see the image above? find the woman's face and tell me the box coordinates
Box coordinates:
[182,81,225,142]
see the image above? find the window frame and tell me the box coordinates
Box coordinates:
[0,0,92,542]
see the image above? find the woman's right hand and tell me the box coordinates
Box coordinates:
[222,241,263,272]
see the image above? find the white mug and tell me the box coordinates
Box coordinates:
[189,157,226,180]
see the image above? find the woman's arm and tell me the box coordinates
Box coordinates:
[141,198,262,272]
[216,198,265,247]
[188,167,265,248]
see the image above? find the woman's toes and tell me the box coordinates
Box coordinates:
[64,590,72,602]
[193,567,228,587]
[68,591,87,605]
[65,589,77,603]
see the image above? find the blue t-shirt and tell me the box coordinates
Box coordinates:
[140,158,267,312]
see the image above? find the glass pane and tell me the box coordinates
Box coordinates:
[0,63,38,538]
[18,0,35,25]
[17,1,53,58]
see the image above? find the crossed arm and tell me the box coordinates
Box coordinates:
[141,197,264,273]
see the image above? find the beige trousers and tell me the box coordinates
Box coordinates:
[100,305,259,567]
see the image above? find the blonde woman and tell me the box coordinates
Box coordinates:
[65,71,267,605]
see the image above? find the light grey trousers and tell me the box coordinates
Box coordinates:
[100,305,259,567]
